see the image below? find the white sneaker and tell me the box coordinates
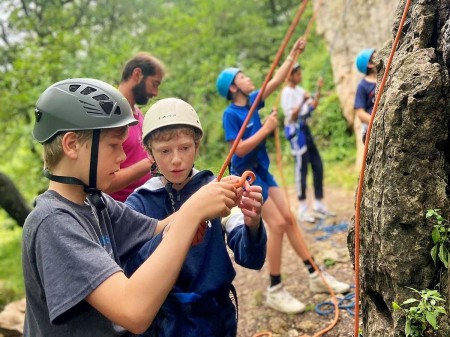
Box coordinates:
[298,208,315,223]
[309,271,350,294]
[266,283,306,314]
[313,205,336,217]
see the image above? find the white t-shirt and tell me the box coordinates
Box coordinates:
[281,85,310,126]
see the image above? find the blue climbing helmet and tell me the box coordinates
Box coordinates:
[216,67,240,99]
[355,48,375,74]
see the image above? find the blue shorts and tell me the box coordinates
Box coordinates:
[252,168,278,202]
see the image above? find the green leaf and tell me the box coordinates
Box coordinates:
[426,209,435,218]
[392,301,401,310]
[431,245,438,265]
[426,311,437,329]
[432,227,441,243]
[405,320,411,336]
[403,298,418,305]
[438,245,449,268]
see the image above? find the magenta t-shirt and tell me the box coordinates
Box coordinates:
[110,107,151,202]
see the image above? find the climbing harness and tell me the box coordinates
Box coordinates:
[353,1,412,336]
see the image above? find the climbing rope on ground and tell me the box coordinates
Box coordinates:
[315,292,356,316]
[353,1,412,336]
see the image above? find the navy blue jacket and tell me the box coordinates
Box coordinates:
[124,170,266,337]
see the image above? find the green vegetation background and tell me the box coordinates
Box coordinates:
[0,0,356,309]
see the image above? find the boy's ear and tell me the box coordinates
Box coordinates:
[229,84,237,94]
[61,132,81,160]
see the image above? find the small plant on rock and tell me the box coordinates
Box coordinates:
[392,287,446,337]
[427,209,450,268]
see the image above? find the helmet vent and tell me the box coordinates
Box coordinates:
[80,86,97,95]
[93,94,109,101]
[113,106,122,115]
[69,84,81,92]
[99,101,114,115]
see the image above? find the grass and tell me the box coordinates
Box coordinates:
[0,219,24,311]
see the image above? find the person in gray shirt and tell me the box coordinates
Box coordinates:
[22,78,239,336]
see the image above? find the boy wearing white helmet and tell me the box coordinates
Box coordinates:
[22,79,239,337]
[354,48,377,143]
[124,98,267,337]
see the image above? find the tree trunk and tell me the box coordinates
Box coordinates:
[0,173,31,227]
[356,0,450,336]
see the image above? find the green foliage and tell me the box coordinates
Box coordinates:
[0,226,24,310]
[0,0,357,307]
[323,258,337,268]
[427,209,450,268]
[393,287,446,337]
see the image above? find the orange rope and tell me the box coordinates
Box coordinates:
[271,1,342,336]
[216,0,309,181]
[353,0,412,336]
[232,170,256,189]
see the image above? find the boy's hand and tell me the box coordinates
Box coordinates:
[220,175,244,206]
[184,181,237,221]
[317,77,324,89]
[293,37,306,54]
[263,109,278,133]
[238,185,263,228]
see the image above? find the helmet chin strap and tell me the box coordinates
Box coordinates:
[43,129,106,211]
[236,86,250,100]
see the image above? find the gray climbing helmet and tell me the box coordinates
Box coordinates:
[33,78,137,143]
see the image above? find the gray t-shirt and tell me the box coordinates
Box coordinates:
[22,190,157,337]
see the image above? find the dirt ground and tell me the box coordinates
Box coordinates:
[233,185,357,337]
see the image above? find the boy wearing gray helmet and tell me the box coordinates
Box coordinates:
[22,78,239,337]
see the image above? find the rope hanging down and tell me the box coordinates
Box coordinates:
[216,0,309,181]
[270,2,351,336]
[353,0,412,336]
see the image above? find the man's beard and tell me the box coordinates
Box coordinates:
[132,79,151,105]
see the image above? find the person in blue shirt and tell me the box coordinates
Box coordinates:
[125,98,267,337]
[217,37,350,315]
[354,48,377,143]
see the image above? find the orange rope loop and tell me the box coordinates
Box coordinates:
[353,0,412,336]
[232,170,256,190]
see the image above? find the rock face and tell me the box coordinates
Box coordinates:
[331,0,450,336]
[316,0,398,164]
